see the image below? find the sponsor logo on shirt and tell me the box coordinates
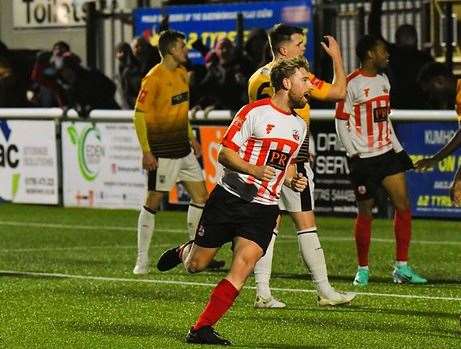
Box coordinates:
[373,106,390,122]
[266,149,290,171]
[171,92,189,105]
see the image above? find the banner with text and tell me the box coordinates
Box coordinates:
[13,0,130,28]
[134,0,314,65]
[62,121,145,209]
[395,121,461,218]
[0,120,58,204]
[310,121,358,216]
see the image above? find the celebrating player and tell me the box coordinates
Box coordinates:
[248,23,355,307]
[156,56,310,345]
[335,35,427,286]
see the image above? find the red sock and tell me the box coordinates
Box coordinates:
[193,279,239,331]
[355,214,372,266]
[394,208,412,262]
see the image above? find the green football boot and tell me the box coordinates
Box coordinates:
[393,264,427,284]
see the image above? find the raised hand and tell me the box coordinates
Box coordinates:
[320,35,341,59]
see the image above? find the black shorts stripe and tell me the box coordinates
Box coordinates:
[297,229,317,236]
[147,169,157,191]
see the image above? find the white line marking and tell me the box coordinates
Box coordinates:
[0,244,169,253]
[1,270,460,302]
[1,221,459,246]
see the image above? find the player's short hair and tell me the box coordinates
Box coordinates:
[158,30,185,57]
[269,24,304,55]
[270,56,310,92]
[355,35,382,62]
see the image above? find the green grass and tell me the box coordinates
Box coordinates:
[0,203,460,348]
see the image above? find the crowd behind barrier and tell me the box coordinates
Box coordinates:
[1,108,460,218]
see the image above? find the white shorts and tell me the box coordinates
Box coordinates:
[279,162,315,212]
[147,151,204,192]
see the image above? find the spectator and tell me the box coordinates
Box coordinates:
[244,28,269,72]
[131,36,161,77]
[50,41,72,70]
[416,62,457,110]
[0,41,30,107]
[197,38,250,110]
[29,50,66,107]
[115,42,142,109]
[0,57,27,107]
[57,52,119,116]
[369,0,434,109]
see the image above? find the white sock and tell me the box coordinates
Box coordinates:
[187,202,204,240]
[136,206,156,261]
[358,266,369,270]
[254,231,277,299]
[396,261,407,267]
[297,228,334,297]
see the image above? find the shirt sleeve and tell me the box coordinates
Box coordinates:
[335,85,353,120]
[134,74,157,113]
[221,106,253,151]
[308,73,332,101]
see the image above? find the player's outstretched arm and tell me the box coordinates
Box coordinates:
[450,167,461,206]
[320,35,346,101]
[218,147,276,181]
[415,128,461,170]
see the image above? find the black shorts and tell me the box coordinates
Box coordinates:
[348,150,414,201]
[193,185,279,254]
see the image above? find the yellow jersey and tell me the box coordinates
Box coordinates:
[248,61,332,123]
[135,63,190,158]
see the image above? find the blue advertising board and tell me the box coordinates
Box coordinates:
[133,0,314,65]
[395,122,461,218]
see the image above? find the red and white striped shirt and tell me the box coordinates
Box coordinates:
[219,98,306,205]
[335,70,394,157]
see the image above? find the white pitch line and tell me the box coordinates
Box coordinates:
[0,244,170,253]
[1,220,460,246]
[1,270,460,302]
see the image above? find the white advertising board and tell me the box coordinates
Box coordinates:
[62,121,145,208]
[0,120,59,204]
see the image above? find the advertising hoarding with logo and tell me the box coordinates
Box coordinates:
[62,121,145,208]
[395,121,461,218]
[0,120,58,204]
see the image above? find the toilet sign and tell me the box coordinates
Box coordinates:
[13,0,129,28]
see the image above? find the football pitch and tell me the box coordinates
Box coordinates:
[1,203,460,348]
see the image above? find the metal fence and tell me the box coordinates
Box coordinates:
[315,0,429,73]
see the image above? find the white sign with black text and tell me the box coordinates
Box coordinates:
[62,121,145,208]
[0,120,58,204]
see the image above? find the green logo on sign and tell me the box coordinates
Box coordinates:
[67,124,105,181]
